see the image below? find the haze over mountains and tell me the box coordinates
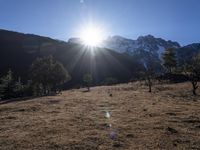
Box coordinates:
[0,29,200,87]
[69,34,181,55]
[69,34,200,68]
[103,35,180,55]
[0,29,142,87]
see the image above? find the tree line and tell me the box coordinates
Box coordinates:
[0,55,120,100]
[143,48,200,95]
[0,49,200,100]
[0,56,70,99]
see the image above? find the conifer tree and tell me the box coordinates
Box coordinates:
[14,77,24,97]
[162,48,177,73]
[0,69,15,99]
[83,74,93,91]
[30,56,71,95]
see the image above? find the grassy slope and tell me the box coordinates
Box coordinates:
[0,82,200,150]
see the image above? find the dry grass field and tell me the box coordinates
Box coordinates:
[0,82,200,150]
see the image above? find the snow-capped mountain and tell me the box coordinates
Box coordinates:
[176,43,200,65]
[68,38,82,44]
[100,35,182,72]
[68,35,180,59]
[103,35,180,57]
[68,35,200,71]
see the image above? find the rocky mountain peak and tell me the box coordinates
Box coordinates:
[103,35,181,57]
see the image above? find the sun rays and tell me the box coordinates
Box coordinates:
[79,23,106,47]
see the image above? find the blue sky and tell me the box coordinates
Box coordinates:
[0,0,200,45]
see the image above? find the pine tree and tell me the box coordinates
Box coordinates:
[14,77,24,97]
[30,56,71,95]
[0,69,15,99]
[83,74,93,91]
[162,48,177,73]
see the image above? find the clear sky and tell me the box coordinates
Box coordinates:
[0,0,200,45]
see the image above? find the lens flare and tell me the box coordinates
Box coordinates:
[105,111,111,118]
[79,24,105,47]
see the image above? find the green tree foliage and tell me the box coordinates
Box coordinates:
[0,70,16,99]
[162,48,177,73]
[0,70,33,100]
[23,80,34,97]
[13,77,25,97]
[182,53,200,95]
[30,56,71,95]
[83,74,93,91]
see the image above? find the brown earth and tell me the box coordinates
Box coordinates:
[0,82,200,150]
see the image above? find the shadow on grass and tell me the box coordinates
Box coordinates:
[0,94,57,105]
[80,87,90,93]
[82,90,90,93]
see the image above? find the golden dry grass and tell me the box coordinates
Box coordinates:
[0,82,200,150]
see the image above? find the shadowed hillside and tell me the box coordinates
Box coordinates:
[0,29,143,88]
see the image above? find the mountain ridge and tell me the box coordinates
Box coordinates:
[0,29,143,88]
[0,29,200,87]
[69,34,181,56]
[103,34,181,56]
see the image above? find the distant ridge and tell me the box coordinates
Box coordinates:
[0,29,200,87]
[0,29,143,88]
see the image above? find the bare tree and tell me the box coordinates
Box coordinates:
[142,54,158,93]
[182,54,200,95]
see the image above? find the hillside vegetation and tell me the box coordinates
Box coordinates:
[0,29,142,87]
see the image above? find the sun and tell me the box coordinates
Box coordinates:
[80,25,104,47]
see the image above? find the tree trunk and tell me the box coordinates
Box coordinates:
[193,89,196,95]
[149,84,151,93]
[169,68,172,74]
[192,81,198,95]
[87,86,90,91]
[147,77,152,93]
